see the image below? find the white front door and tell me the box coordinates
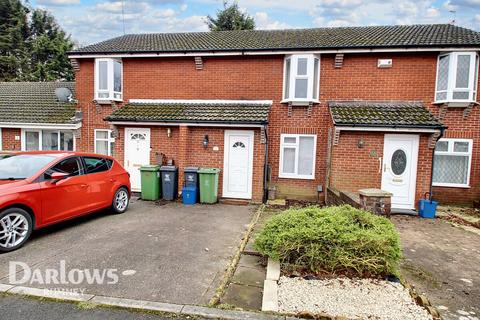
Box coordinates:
[124,128,151,191]
[223,130,254,199]
[381,134,419,209]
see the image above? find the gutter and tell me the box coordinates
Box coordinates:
[0,122,82,130]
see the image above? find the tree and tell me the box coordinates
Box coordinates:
[206,1,255,31]
[0,1,74,81]
[25,9,74,81]
[0,0,29,81]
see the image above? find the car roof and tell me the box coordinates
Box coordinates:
[13,151,114,159]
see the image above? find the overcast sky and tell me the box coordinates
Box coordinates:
[31,0,480,47]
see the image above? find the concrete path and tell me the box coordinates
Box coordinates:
[393,215,480,320]
[0,200,254,305]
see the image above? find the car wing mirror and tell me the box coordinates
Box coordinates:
[50,172,69,184]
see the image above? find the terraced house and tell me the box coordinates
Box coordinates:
[3,24,478,209]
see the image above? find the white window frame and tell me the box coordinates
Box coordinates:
[435,52,479,104]
[432,138,473,188]
[279,134,317,179]
[282,54,320,105]
[94,129,115,156]
[21,129,76,151]
[94,58,123,102]
[0,128,2,151]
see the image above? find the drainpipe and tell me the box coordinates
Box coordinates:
[429,127,445,200]
[262,124,269,203]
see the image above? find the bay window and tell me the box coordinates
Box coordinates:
[94,129,115,156]
[435,52,478,103]
[22,130,74,151]
[432,138,473,187]
[95,58,123,101]
[279,134,317,179]
[283,54,320,104]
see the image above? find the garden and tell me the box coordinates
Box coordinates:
[254,205,437,319]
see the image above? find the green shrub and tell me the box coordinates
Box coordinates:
[254,205,401,277]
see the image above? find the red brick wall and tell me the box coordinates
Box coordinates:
[330,131,433,208]
[73,52,480,205]
[1,128,21,151]
[111,125,264,202]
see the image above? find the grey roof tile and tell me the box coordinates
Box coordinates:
[329,101,445,128]
[0,82,77,124]
[72,24,480,54]
[105,101,271,124]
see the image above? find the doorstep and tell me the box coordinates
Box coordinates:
[219,198,251,206]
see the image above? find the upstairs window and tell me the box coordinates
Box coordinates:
[95,58,123,101]
[283,54,320,104]
[435,52,478,103]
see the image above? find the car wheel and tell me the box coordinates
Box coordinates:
[111,187,129,214]
[0,208,33,253]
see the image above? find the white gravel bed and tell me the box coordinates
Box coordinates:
[278,276,432,320]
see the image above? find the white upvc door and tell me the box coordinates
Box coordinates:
[124,128,151,192]
[381,134,419,210]
[223,130,254,199]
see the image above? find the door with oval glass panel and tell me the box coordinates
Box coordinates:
[381,134,419,209]
[124,128,150,191]
[223,130,254,199]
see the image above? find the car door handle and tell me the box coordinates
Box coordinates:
[109,178,116,183]
[80,184,88,188]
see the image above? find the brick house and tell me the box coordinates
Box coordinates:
[0,82,80,153]
[7,24,478,208]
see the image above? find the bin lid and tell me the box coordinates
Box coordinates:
[140,165,160,171]
[160,165,178,171]
[184,166,199,172]
[198,168,220,174]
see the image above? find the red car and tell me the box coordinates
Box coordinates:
[0,152,131,252]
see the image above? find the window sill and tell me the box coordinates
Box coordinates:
[95,99,123,105]
[432,183,471,188]
[280,99,320,106]
[279,174,315,180]
[432,101,475,108]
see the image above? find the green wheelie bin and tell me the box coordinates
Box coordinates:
[198,168,220,204]
[140,165,161,200]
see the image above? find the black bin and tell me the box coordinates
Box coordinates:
[160,166,178,200]
[184,167,199,188]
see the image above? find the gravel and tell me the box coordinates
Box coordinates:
[278,276,433,320]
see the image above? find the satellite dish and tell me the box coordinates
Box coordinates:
[55,87,73,103]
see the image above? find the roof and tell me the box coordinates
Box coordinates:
[105,100,271,124]
[0,82,77,125]
[71,24,480,55]
[328,101,445,128]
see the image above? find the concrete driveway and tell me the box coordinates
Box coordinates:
[393,216,480,320]
[0,199,255,305]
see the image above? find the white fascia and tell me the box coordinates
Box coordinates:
[336,126,440,133]
[107,121,265,128]
[0,122,82,130]
[128,99,273,105]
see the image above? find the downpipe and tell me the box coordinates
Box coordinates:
[428,128,445,200]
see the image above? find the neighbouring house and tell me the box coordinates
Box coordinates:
[0,82,81,153]
[28,23,477,208]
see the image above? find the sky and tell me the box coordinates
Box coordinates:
[30,0,480,47]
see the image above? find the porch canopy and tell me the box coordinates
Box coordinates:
[329,101,445,131]
[105,100,271,126]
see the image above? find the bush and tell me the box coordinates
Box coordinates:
[254,205,401,277]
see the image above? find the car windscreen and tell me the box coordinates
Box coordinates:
[0,155,55,180]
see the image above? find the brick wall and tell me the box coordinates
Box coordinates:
[73,51,480,205]
[1,128,21,151]
[111,125,265,202]
[330,131,433,208]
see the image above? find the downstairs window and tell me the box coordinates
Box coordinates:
[22,130,74,151]
[279,134,316,179]
[432,138,473,187]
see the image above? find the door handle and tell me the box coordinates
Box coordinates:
[109,178,116,183]
[80,184,88,188]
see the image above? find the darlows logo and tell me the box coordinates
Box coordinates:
[9,261,119,285]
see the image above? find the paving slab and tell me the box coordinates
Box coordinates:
[0,201,254,305]
[393,215,480,320]
[231,265,266,288]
